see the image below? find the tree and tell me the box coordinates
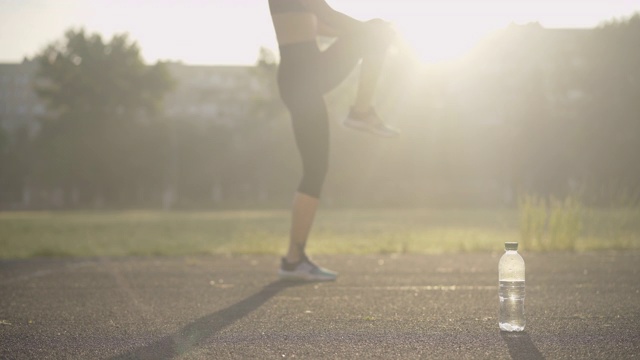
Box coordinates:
[32,28,174,207]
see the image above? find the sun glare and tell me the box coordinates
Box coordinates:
[395,18,497,63]
[378,2,509,64]
[365,0,635,64]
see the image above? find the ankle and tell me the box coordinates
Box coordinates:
[285,256,300,265]
[282,257,300,271]
[285,252,306,264]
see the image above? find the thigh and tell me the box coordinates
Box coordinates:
[315,34,364,93]
[277,53,329,166]
[315,23,393,93]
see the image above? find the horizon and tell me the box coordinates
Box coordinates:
[1,0,639,66]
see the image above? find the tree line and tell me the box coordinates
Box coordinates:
[0,14,639,209]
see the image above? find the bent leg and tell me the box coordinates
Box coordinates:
[353,21,395,113]
[317,21,395,112]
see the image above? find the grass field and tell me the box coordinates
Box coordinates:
[1,208,639,259]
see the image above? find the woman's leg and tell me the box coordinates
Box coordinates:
[281,188,336,281]
[353,22,396,113]
[278,85,335,279]
[318,21,399,136]
[285,95,328,260]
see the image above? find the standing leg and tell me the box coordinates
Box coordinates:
[278,87,337,281]
[285,191,318,264]
[281,187,336,281]
[284,96,328,263]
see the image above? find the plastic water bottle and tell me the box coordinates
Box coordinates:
[499,242,525,332]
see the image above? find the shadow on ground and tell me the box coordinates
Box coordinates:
[109,280,306,360]
[501,332,545,360]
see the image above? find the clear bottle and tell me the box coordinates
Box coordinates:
[498,242,525,332]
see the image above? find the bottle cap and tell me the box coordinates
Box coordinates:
[505,242,518,251]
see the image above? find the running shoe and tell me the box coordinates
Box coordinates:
[343,107,400,138]
[278,255,337,282]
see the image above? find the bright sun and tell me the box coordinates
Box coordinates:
[353,0,610,64]
[395,19,497,63]
[377,3,509,64]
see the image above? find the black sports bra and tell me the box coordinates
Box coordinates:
[269,0,309,14]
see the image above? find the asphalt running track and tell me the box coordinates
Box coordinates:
[1,252,639,359]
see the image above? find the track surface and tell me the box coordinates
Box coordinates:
[1,252,639,359]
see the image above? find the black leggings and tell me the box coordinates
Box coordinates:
[277,27,391,198]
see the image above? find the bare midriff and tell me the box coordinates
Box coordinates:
[271,13,318,45]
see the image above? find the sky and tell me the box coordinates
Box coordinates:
[1,0,639,65]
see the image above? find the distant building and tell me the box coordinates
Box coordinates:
[163,63,266,126]
[0,60,44,136]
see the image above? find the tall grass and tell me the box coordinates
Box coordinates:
[518,195,547,250]
[548,196,583,251]
[518,191,640,251]
[518,194,583,251]
[583,186,640,250]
